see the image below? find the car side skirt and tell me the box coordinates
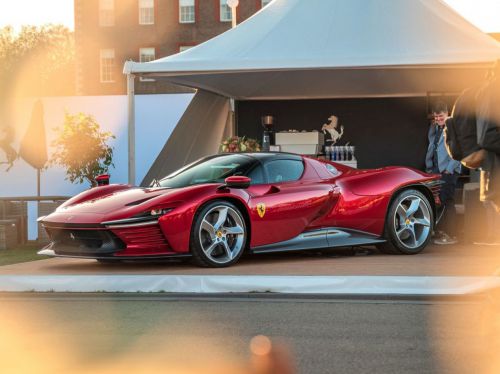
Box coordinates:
[250,228,386,254]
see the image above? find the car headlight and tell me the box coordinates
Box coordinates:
[133,207,174,219]
[150,208,173,216]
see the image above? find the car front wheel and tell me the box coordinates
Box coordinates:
[377,189,433,255]
[190,200,247,267]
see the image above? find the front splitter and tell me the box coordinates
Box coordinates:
[38,248,192,261]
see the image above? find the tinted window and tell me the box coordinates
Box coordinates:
[325,163,339,176]
[264,160,304,183]
[247,164,265,185]
[159,154,256,188]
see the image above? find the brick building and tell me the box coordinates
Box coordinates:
[74,0,272,95]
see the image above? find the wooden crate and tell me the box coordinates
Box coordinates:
[0,220,18,250]
[0,201,28,244]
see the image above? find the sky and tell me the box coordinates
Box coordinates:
[0,0,499,33]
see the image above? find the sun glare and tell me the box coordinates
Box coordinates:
[444,0,500,32]
[0,0,498,33]
[0,0,74,31]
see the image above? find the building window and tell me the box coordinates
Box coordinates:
[100,49,115,83]
[219,0,232,22]
[261,0,272,7]
[99,0,114,26]
[139,48,155,81]
[179,0,195,23]
[179,45,194,52]
[139,0,154,25]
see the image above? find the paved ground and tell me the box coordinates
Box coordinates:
[1,243,499,276]
[1,293,498,374]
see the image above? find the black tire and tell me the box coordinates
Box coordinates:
[190,200,248,267]
[377,189,433,255]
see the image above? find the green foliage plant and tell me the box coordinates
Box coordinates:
[50,113,115,187]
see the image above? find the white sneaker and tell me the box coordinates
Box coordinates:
[433,232,458,245]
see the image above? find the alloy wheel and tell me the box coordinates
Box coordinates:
[393,195,431,249]
[198,205,246,265]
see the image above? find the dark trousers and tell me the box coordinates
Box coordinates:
[438,173,459,236]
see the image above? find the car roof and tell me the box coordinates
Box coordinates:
[217,152,303,162]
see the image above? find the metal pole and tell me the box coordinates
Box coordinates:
[127,73,136,185]
[229,3,237,137]
[37,169,41,197]
[231,7,237,29]
[37,168,41,241]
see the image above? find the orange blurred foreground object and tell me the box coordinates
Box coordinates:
[250,335,295,374]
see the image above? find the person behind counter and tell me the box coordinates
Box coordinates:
[425,101,462,245]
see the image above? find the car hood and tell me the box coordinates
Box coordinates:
[57,187,179,215]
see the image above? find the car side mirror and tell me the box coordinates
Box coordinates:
[95,174,110,186]
[224,176,251,189]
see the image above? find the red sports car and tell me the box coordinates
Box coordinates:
[38,153,441,267]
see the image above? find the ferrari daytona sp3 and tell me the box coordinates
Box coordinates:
[38,152,442,267]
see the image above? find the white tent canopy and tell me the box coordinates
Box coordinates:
[124,0,500,99]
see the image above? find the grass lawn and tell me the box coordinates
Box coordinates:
[0,242,49,266]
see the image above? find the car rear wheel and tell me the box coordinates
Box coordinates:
[190,200,247,267]
[377,189,433,255]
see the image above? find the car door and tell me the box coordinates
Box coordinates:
[246,158,334,247]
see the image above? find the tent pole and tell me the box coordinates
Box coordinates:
[230,98,236,136]
[127,73,136,185]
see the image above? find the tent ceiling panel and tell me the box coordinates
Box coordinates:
[150,66,492,99]
[124,0,500,98]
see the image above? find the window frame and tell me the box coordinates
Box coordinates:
[178,44,195,52]
[139,47,156,82]
[139,0,155,25]
[99,0,115,27]
[99,49,115,83]
[179,0,195,23]
[219,0,232,22]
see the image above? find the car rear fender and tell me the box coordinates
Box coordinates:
[384,182,440,228]
[340,167,437,197]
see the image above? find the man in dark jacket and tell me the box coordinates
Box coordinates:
[474,63,500,245]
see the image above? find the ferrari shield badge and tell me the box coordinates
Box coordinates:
[256,203,266,218]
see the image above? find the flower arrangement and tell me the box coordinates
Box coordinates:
[219,136,261,153]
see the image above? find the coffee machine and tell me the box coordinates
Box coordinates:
[261,115,275,152]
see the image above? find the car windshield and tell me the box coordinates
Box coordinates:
[158,154,258,188]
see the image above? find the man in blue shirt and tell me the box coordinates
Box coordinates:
[425,101,462,245]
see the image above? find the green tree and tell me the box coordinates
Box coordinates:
[50,113,115,187]
[0,24,75,99]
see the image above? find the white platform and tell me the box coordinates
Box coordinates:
[0,275,499,295]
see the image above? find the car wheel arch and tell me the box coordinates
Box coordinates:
[194,196,252,250]
[385,184,437,229]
